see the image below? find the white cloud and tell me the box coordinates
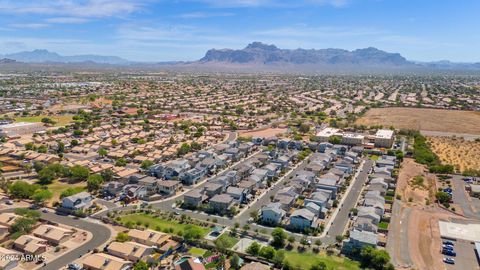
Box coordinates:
[179,12,235,18]
[46,17,90,24]
[0,0,147,18]
[194,0,350,8]
[9,23,49,29]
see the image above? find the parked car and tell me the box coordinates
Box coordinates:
[5,200,13,205]
[67,263,83,270]
[443,258,455,264]
[442,245,454,250]
[443,241,454,246]
[442,249,456,256]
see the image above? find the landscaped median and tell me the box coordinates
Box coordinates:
[284,250,360,270]
[117,212,210,238]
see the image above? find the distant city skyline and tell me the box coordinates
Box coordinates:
[0,0,479,62]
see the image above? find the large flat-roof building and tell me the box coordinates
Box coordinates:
[0,122,45,137]
[374,129,395,148]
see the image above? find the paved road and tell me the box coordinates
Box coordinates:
[100,153,371,244]
[386,199,414,268]
[38,212,112,270]
[451,175,480,219]
[0,208,111,270]
[323,159,373,243]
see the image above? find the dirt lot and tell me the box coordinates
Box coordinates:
[240,127,287,137]
[356,107,480,135]
[389,158,455,270]
[428,136,480,173]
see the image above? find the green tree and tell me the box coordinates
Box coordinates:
[133,261,148,270]
[182,225,203,241]
[8,181,39,199]
[31,189,52,204]
[101,169,114,182]
[177,143,191,156]
[10,217,37,234]
[230,254,241,270]
[435,191,451,204]
[359,246,394,270]
[310,262,327,270]
[70,165,90,181]
[273,249,286,267]
[60,188,83,199]
[98,148,108,157]
[37,167,56,185]
[271,227,287,248]
[141,160,154,170]
[87,174,104,192]
[259,246,276,260]
[115,158,127,167]
[299,123,311,133]
[246,241,261,256]
[116,232,130,242]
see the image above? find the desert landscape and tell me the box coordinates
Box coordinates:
[356,107,480,135]
[428,136,480,173]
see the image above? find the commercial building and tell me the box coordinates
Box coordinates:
[374,129,395,148]
[0,122,45,137]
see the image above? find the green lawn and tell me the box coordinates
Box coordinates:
[215,233,239,248]
[378,222,389,230]
[284,251,360,270]
[120,213,210,237]
[189,247,207,257]
[47,180,86,205]
[14,115,74,127]
[370,155,380,161]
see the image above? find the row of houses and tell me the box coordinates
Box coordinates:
[260,144,363,233]
[183,149,296,216]
[342,155,397,254]
[81,228,180,270]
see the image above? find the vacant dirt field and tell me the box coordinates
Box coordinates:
[356,107,480,135]
[240,127,287,137]
[428,136,480,172]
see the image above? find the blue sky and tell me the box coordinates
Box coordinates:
[0,0,479,62]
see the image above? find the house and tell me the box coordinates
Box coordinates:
[184,189,207,208]
[354,217,378,233]
[209,194,235,214]
[0,213,21,227]
[357,206,381,225]
[238,179,256,194]
[289,209,317,231]
[103,181,123,196]
[0,247,21,270]
[363,196,385,217]
[138,176,159,195]
[342,229,378,254]
[263,163,280,179]
[197,158,217,174]
[334,161,354,174]
[316,176,339,199]
[62,192,93,211]
[158,180,181,195]
[305,202,322,217]
[305,190,333,209]
[127,229,171,247]
[225,170,238,185]
[122,184,147,202]
[225,147,243,161]
[164,159,191,180]
[175,258,206,270]
[13,235,48,255]
[204,183,224,198]
[261,202,286,225]
[272,155,290,169]
[32,224,73,245]
[181,167,206,185]
[226,186,247,203]
[82,253,133,270]
[107,241,154,262]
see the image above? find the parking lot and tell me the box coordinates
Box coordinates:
[442,239,479,270]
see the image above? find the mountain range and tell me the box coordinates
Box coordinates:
[0,49,129,65]
[200,42,409,66]
[1,43,479,72]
